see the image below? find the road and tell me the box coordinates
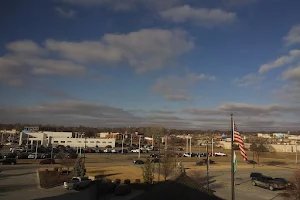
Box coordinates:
[209,167,293,200]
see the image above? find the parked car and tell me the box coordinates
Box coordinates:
[63,177,91,190]
[0,158,17,165]
[39,159,55,164]
[131,149,140,153]
[252,175,286,191]
[28,153,40,159]
[133,160,144,165]
[183,153,191,157]
[214,152,227,156]
[274,178,290,186]
[250,172,263,179]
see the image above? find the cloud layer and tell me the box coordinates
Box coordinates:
[0,29,193,86]
[1,101,299,130]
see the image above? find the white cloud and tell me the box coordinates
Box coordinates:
[6,40,44,56]
[283,24,300,46]
[45,29,194,72]
[259,49,300,73]
[160,5,237,27]
[152,73,215,101]
[55,7,76,18]
[61,0,182,11]
[234,73,263,87]
[274,66,300,103]
[26,59,86,76]
[282,66,300,82]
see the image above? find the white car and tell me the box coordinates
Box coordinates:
[214,152,227,156]
[111,149,117,153]
[183,153,191,157]
[103,149,111,153]
[131,149,140,153]
[64,177,91,190]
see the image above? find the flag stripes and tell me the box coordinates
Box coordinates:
[233,122,248,161]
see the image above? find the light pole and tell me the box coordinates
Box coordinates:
[296,140,298,164]
[206,140,209,192]
[189,136,192,155]
[211,138,214,157]
[138,135,141,159]
[121,134,124,154]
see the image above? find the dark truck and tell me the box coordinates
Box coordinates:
[251,173,287,191]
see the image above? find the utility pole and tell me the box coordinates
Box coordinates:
[186,135,188,154]
[84,136,86,164]
[189,136,192,155]
[296,140,298,164]
[51,144,54,159]
[35,141,38,159]
[206,140,209,192]
[121,134,124,154]
[211,138,214,157]
[26,134,29,153]
[231,113,235,200]
[138,136,141,159]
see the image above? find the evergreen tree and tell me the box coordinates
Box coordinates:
[72,158,86,177]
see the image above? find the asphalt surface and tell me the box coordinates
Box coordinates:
[0,160,296,200]
[210,167,293,200]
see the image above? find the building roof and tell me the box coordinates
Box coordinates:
[131,173,223,200]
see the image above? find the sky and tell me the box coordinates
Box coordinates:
[1,0,300,131]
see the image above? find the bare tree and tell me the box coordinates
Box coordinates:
[250,138,268,165]
[142,159,154,184]
[280,170,300,200]
[60,158,75,174]
[160,152,174,181]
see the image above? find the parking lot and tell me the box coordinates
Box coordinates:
[0,153,296,200]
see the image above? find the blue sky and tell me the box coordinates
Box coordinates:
[1,0,300,130]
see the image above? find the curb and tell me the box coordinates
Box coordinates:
[36,169,42,189]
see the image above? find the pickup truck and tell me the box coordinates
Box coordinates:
[63,177,91,190]
[252,175,286,191]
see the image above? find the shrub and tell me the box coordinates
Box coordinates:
[115,179,121,185]
[124,179,131,184]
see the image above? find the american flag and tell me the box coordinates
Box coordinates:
[233,122,248,161]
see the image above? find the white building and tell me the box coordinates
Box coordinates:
[19,131,115,148]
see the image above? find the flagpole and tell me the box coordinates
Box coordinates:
[231,113,235,200]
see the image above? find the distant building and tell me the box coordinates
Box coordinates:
[19,131,115,148]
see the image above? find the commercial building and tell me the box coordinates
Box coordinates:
[19,130,116,148]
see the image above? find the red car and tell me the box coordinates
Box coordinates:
[39,159,55,164]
